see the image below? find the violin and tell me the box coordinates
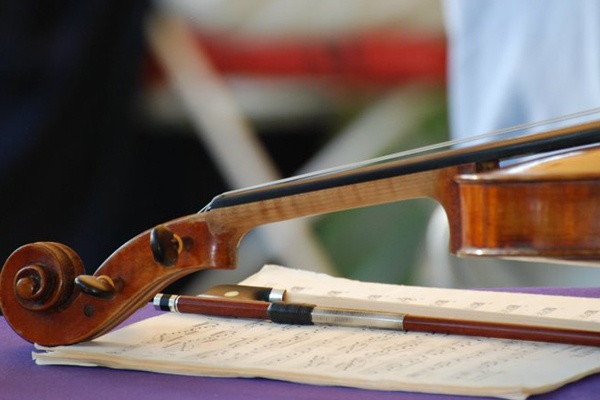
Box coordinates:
[3,111,600,346]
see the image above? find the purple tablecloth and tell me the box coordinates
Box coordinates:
[2,286,600,400]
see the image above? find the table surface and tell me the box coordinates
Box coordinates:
[2,286,600,400]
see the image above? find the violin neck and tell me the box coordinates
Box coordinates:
[207,118,600,214]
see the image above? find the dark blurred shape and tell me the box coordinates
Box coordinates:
[0,0,153,271]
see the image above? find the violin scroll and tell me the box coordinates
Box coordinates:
[5,242,84,313]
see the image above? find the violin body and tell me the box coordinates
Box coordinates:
[458,146,600,260]
[2,114,600,346]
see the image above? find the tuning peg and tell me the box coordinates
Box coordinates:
[75,275,117,299]
[150,225,182,267]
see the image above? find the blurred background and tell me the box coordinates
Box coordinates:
[0,0,448,293]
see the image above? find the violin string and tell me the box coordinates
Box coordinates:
[207,107,600,204]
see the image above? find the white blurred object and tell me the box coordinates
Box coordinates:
[159,0,444,38]
[147,14,336,284]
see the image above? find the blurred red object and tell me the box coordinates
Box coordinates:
[144,28,446,86]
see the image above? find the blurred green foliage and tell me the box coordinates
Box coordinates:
[314,91,448,284]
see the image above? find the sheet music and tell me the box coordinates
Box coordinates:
[244,266,600,331]
[34,265,600,399]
